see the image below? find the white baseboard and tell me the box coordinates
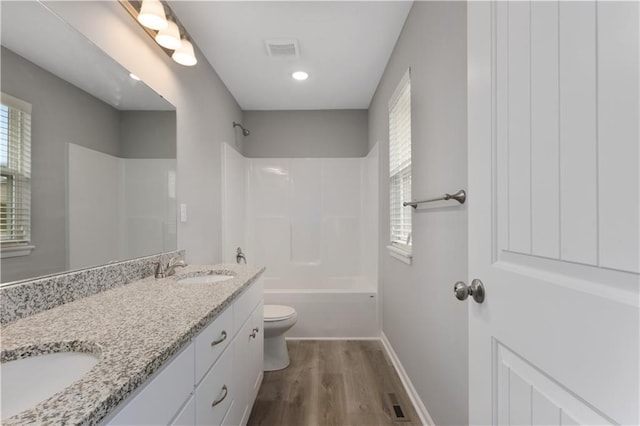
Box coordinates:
[380,332,434,426]
[286,336,380,341]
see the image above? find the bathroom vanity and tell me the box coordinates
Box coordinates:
[106,270,264,425]
[0,264,265,425]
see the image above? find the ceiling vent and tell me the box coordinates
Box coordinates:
[265,39,300,57]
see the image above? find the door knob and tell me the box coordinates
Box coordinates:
[454,279,485,303]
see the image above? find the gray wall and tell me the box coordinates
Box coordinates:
[368,2,468,425]
[120,111,176,159]
[45,1,243,266]
[243,110,368,157]
[1,47,178,283]
[1,46,121,282]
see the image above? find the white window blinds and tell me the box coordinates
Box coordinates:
[388,70,412,250]
[1,93,32,245]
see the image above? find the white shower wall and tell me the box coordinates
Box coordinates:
[248,157,372,286]
[68,144,123,270]
[67,143,176,269]
[221,143,248,264]
[122,158,177,260]
[222,143,379,337]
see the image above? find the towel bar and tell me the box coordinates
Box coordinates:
[403,189,466,208]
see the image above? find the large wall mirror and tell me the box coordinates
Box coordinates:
[0,2,177,284]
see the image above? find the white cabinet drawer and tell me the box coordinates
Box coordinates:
[233,277,263,334]
[195,305,233,384]
[107,343,195,425]
[171,395,195,426]
[196,345,234,426]
[221,400,238,426]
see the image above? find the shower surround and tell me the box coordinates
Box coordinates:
[222,143,379,338]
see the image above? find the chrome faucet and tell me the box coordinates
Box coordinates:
[236,247,246,264]
[165,255,187,276]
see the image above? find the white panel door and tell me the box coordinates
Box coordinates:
[468,2,639,425]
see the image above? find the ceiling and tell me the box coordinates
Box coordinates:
[0,1,173,111]
[169,1,413,110]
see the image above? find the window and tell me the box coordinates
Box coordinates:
[387,70,412,263]
[1,93,32,257]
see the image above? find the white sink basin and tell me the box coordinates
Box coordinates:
[1,351,100,420]
[177,274,234,284]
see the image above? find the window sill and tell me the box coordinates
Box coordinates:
[1,244,35,259]
[386,245,412,265]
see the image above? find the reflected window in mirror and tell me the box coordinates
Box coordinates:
[1,1,176,284]
[0,93,33,258]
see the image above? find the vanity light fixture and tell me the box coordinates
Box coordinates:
[120,0,197,67]
[137,0,167,31]
[292,71,309,81]
[172,38,197,66]
[156,19,182,50]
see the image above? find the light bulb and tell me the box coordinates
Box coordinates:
[156,20,182,50]
[292,71,309,81]
[172,38,197,66]
[138,0,167,30]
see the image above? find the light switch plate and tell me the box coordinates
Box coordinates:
[180,203,187,223]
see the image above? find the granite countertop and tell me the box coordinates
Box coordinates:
[0,263,265,425]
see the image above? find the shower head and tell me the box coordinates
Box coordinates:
[233,121,250,136]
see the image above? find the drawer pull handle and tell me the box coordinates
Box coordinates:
[253,327,259,333]
[250,331,256,339]
[211,330,227,346]
[211,385,228,407]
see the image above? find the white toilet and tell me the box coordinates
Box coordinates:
[263,304,297,371]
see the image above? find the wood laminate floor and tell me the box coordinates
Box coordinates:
[247,340,420,426]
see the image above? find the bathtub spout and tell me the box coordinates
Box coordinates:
[236,247,247,264]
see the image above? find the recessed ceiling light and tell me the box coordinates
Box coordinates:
[292,71,309,81]
[129,73,141,81]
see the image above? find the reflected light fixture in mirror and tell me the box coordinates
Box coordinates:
[137,0,167,30]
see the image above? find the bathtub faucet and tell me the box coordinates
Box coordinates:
[236,247,247,264]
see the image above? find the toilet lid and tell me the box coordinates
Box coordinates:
[264,305,296,321]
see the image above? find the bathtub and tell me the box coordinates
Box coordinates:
[263,277,379,338]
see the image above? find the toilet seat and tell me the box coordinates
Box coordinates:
[264,305,296,322]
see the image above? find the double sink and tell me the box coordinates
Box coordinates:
[0,269,235,422]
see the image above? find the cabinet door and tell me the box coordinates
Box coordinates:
[221,342,246,426]
[226,281,264,426]
[233,278,264,335]
[106,343,194,425]
[233,315,254,426]
[248,302,264,402]
[237,303,264,426]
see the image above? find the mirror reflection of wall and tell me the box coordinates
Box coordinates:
[0,2,177,284]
